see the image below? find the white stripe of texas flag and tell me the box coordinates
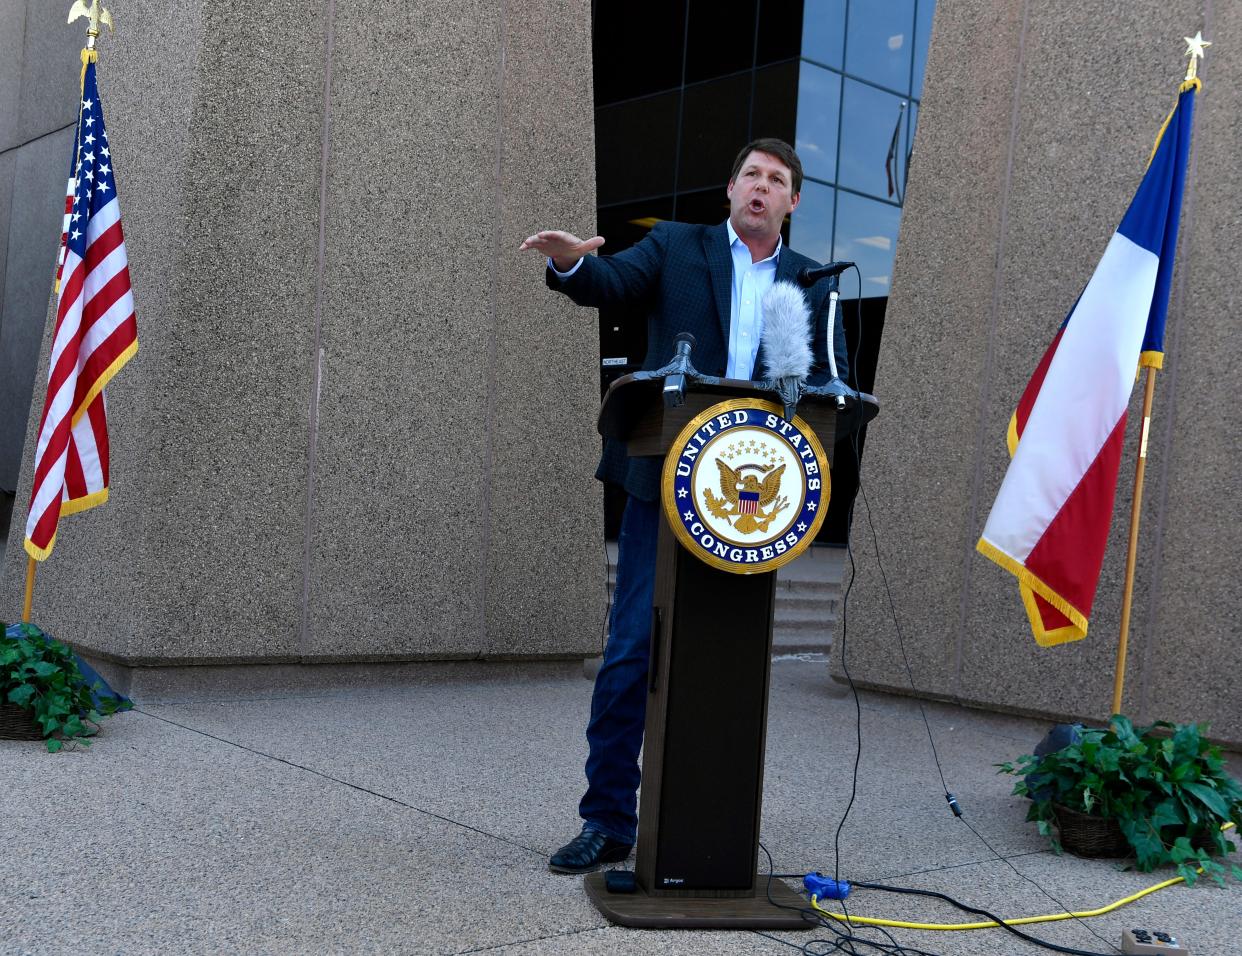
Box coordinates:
[980,231,1158,564]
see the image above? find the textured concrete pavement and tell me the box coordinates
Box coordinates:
[1,659,1237,955]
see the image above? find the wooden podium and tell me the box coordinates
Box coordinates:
[584,375,878,929]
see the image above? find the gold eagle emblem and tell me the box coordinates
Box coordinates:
[68,1,114,34]
[703,459,790,534]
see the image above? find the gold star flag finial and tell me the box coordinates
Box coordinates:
[1183,31,1210,81]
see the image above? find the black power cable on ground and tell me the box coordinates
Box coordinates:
[756,274,1121,955]
[853,477,1122,956]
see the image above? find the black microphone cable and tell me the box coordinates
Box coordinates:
[758,264,1121,956]
[836,262,1120,955]
[755,841,945,956]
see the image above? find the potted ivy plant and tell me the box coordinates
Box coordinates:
[1,622,130,753]
[998,715,1242,886]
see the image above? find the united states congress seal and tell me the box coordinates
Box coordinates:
[661,398,831,574]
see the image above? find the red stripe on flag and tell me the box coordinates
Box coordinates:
[1024,412,1129,621]
[1032,594,1075,633]
[30,412,72,498]
[34,260,86,440]
[56,257,85,321]
[64,432,88,500]
[37,322,88,461]
[88,396,110,486]
[82,218,125,271]
[78,266,132,347]
[29,495,63,550]
[79,316,136,396]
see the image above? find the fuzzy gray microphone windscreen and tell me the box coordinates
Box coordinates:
[760,280,813,381]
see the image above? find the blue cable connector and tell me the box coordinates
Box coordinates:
[803,872,851,901]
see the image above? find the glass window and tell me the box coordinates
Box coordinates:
[595,92,680,206]
[679,73,753,192]
[912,0,935,99]
[676,187,732,226]
[685,0,758,84]
[751,60,800,146]
[596,197,676,378]
[801,0,846,69]
[902,100,919,196]
[756,0,804,65]
[597,197,676,252]
[794,62,841,184]
[593,0,688,105]
[844,0,915,94]
[833,191,901,296]
[837,78,908,200]
[789,179,835,266]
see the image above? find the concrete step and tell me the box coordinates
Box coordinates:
[774,593,839,612]
[774,615,837,633]
[599,544,848,662]
[773,605,837,654]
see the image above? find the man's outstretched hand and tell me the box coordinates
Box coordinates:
[519,230,605,273]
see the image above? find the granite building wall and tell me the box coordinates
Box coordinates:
[0,0,604,665]
[840,0,1241,744]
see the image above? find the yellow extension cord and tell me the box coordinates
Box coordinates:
[808,821,1236,932]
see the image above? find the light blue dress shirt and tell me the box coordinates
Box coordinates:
[724,219,780,379]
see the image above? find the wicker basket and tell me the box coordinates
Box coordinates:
[1052,803,1131,858]
[0,700,44,741]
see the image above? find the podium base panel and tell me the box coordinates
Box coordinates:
[583,873,812,929]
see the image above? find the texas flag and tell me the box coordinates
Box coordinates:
[976,80,1197,647]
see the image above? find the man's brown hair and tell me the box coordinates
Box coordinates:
[728,138,803,196]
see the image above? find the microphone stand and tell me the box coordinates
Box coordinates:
[803,271,853,411]
[823,272,841,382]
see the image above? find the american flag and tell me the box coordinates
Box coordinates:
[24,56,137,561]
[739,491,760,515]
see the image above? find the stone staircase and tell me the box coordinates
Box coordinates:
[599,543,847,662]
[771,545,847,656]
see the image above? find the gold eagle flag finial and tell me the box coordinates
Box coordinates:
[1183,31,1210,82]
[68,1,114,44]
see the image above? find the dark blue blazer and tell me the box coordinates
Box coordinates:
[549,220,849,501]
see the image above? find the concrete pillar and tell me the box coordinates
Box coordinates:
[1,0,605,666]
[838,0,1240,745]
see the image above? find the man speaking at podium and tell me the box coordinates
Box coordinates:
[521,138,848,874]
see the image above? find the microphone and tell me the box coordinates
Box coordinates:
[797,260,854,287]
[662,332,697,408]
[760,281,812,420]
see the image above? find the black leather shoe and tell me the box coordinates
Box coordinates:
[548,827,633,874]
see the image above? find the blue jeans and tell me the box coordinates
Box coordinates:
[578,495,659,844]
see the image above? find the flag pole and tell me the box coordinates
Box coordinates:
[22,558,36,623]
[1111,366,1157,716]
[1110,35,1208,717]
